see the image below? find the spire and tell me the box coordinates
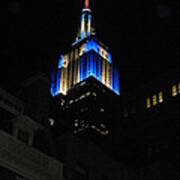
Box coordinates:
[73,0,95,44]
[80,0,92,39]
[84,0,89,9]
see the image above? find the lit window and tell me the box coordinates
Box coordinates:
[146,98,151,108]
[178,84,180,94]
[69,100,74,104]
[48,118,55,126]
[152,95,157,106]
[91,125,96,129]
[172,85,177,97]
[158,92,163,103]
[100,108,105,112]
[103,130,109,136]
[86,91,91,96]
[74,123,78,127]
[79,95,85,100]
[100,124,106,128]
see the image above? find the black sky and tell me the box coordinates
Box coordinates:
[1,0,180,93]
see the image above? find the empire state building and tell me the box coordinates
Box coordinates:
[51,0,120,137]
[51,0,120,97]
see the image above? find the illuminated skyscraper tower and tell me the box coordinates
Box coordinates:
[51,0,120,137]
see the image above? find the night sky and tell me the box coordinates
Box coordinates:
[1,0,180,93]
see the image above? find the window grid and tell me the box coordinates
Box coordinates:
[146,81,180,109]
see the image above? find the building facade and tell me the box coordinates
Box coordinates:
[0,82,64,180]
[50,0,120,138]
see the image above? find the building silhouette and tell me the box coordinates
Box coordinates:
[0,0,180,180]
[0,82,64,180]
[51,0,120,138]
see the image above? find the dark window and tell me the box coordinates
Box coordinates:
[18,130,29,144]
[16,175,29,180]
[4,99,13,107]
[63,165,68,179]
[0,107,13,134]
[0,165,16,180]
[14,105,22,112]
[102,175,109,180]
[64,164,88,180]
[71,172,86,180]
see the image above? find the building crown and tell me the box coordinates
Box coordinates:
[51,0,120,97]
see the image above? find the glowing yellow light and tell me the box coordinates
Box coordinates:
[178,84,180,94]
[79,44,85,56]
[172,85,177,97]
[146,98,151,109]
[158,91,163,103]
[106,63,111,88]
[101,60,106,84]
[152,95,157,106]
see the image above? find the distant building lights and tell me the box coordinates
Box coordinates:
[48,118,55,126]
[100,124,106,128]
[172,85,177,97]
[146,98,151,109]
[152,95,157,106]
[100,108,105,112]
[69,100,74,104]
[74,123,79,127]
[86,91,91,96]
[158,92,163,103]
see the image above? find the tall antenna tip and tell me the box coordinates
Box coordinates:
[84,0,89,9]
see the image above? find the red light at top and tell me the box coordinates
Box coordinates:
[85,0,89,8]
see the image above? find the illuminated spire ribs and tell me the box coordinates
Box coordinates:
[51,44,120,96]
[79,0,93,40]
